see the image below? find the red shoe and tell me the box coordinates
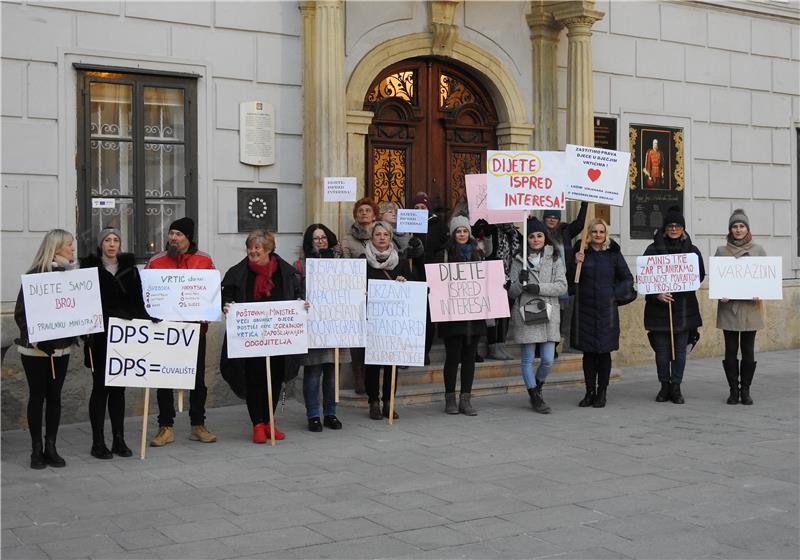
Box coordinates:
[264,422,285,441]
[252,423,267,444]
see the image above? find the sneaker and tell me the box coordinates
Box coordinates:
[264,422,285,440]
[252,423,267,444]
[150,426,174,447]
[189,425,217,443]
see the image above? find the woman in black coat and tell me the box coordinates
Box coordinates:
[80,228,154,459]
[220,230,303,443]
[643,207,705,404]
[569,219,633,408]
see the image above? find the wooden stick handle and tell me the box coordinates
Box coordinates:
[177,390,184,413]
[88,346,94,373]
[334,348,340,403]
[668,300,676,361]
[50,355,55,380]
[266,357,275,446]
[140,387,150,460]
[389,365,397,426]
[574,203,595,284]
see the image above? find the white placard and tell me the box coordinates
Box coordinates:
[21,268,104,343]
[104,318,200,390]
[92,198,116,209]
[323,177,357,202]
[140,269,221,322]
[486,150,566,211]
[306,258,367,348]
[225,301,308,359]
[239,101,275,166]
[396,209,428,233]
[709,256,783,300]
[564,144,632,206]
[365,280,427,367]
[636,253,701,295]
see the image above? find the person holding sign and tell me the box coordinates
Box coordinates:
[80,228,156,459]
[342,197,380,394]
[379,201,424,260]
[714,209,766,405]
[220,230,303,443]
[643,207,705,404]
[438,216,486,416]
[362,221,414,420]
[508,218,567,414]
[296,224,345,432]
[146,218,217,446]
[14,229,78,469]
[569,219,634,408]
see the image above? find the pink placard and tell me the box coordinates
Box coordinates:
[425,260,511,322]
[465,174,526,225]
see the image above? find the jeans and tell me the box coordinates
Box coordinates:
[303,363,336,418]
[648,330,689,384]
[157,335,207,427]
[520,342,556,389]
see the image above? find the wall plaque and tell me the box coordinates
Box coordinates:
[239,101,275,166]
[237,188,277,232]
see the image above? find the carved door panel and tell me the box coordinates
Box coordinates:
[364,59,497,212]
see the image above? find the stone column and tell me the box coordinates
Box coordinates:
[496,122,535,151]
[527,3,561,150]
[300,1,347,228]
[346,110,374,201]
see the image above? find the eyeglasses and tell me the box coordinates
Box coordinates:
[312,236,327,242]
[665,224,684,230]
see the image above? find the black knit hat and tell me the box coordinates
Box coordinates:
[169,217,195,242]
[662,206,685,229]
[526,216,548,236]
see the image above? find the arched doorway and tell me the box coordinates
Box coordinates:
[362,58,498,211]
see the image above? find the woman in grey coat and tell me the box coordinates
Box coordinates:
[715,209,766,405]
[508,218,567,413]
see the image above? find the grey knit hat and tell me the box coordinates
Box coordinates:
[98,227,122,248]
[728,208,749,230]
[449,215,472,237]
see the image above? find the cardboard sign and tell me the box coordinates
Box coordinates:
[306,258,367,348]
[709,256,782,300]
[140,269,221,322]
[465,174,526,225]
[365,280,427,367]
[564,144,631,206]
[636,253,701,295]
[425,260,511,322]
[21,268,104,343]
[104,318,199,390]
[225,301,308,358]
[486,151,566,211]
[323,177,357,202]
[396,209,429,233]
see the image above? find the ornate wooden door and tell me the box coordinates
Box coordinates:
[363,59,498,212]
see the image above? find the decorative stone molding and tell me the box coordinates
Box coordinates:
[430,0,460,57]
[346,110,374,199]
[527,2,562,150]
[496,122,535,150]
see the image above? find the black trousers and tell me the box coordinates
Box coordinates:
[244,355,285,425]
[157,335,207,427]
[724,330,756,363]
[582,352,612,388]
[88,344,126,437]
[22,354,69,444]
[443,335,479,393]
[365,364,395,403]
[486,316,509,345]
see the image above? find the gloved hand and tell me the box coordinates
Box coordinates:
[36,341,56,356]
[518,269,530,283]
[408,236,422,248]
[523,283,540,295]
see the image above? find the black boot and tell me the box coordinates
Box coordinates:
[528,387,551,414]
[30,439,46,470]
[382,401,399,419]
[44,436,66,468]
[91,431,113,460]
[656,381,671,402]
[592,386,607,408]
[578,389,595,407]
[670,383,684,404]
[111,431,133,457]
[722,360,739,404]
[580,370,596,407]
[740,361,756,405]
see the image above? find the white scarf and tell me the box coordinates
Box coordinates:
[364,241,399,270]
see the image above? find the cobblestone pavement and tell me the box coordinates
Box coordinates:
[2,350,798,559]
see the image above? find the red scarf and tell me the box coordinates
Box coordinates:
[248,256,278,300]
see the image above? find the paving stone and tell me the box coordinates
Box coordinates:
[426,497,536,523]
[221,526,330,555]
[502,504,612,532]
[447,516,528,540]
[305,517,388,540]
[0,545,50,560]
[159,518,242,543]
[227,506,331,533]
[309,497,396,520]
[110,528,175,551]
[274,534,422,559]
[392,525,482,550]
[370,508,451,532]
[38,534,125,559]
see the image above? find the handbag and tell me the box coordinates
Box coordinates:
[520,296,550,325]
[617,285,637,306]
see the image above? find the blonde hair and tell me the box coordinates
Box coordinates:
[245,229,276,253]
[586,218,610,251]
[378,201,399,214]
[29,229,73,272]
[371,220,394,240]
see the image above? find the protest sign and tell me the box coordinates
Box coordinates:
[323,177,357,202]
[465,174,526,225]
[140,269,221,322]
[306,258,367,348]
[225,301,308,359]
[636,253,701,295]
[21,268,104,343]
[365,280,427,367]
[396,209,429,233]
[564,144,631,206]
[104,318,200,390]
[425,260,511,322]
[486,151,566,211]
[708,256,782,300]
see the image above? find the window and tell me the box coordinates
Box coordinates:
[76,67,197,259]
